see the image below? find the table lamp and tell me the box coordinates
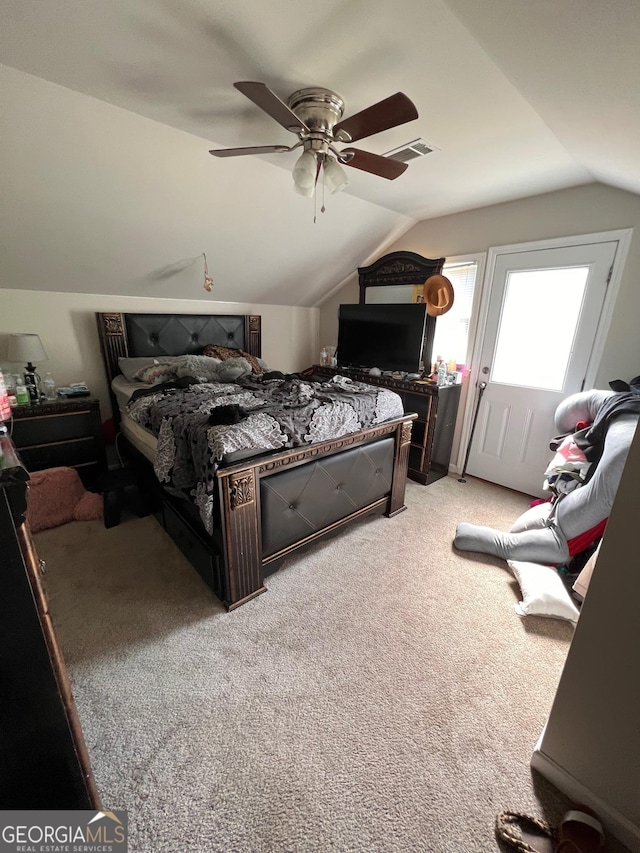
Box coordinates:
[8,333,48,403]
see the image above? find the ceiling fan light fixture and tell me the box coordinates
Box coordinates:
[293,181,315,198]
[323,157,349,194]
[292,150,318,191]
[213,82,419,202]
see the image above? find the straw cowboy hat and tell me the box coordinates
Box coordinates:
[423,274,455,317]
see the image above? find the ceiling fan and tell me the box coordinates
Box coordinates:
[209,82,418,197]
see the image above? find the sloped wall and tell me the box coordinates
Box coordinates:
[0,64,411,308]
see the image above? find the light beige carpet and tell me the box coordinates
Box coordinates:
[36,475,582,853]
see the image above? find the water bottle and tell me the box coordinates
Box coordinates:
[437,360,447,387]
[43,372,57,400]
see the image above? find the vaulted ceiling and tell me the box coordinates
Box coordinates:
[1,0,639,305]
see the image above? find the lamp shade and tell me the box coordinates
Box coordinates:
[8,333,48,367]
[293,181,315,198]
[323,157,349,194]
[292,150,318,192]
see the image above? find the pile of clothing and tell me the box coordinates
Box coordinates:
[454,380,640,568]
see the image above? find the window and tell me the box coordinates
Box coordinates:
[430,260,478,371]
[491,266,589,390]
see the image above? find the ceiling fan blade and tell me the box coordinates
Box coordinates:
[341,148,409,180]
[209,145,292,157]
[333,92,418,143]
[234,81,309,134]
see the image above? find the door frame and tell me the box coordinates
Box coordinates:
[451,228,633,476]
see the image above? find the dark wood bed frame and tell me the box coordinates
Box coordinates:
[96,311,416,610]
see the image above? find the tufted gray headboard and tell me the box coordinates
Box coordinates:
[96,311,262,424]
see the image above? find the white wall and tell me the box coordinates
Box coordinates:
[0,290,318,423]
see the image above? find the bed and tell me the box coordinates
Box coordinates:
[96,311,416,610]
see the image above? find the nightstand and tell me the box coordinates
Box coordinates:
[9,397,107,486]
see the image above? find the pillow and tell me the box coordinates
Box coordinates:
[507,559,580,623]
[170,354,222,381]
[215,357,252,383]
[118,356,174,382]
[132,362,177,386]
[202,344,264,375]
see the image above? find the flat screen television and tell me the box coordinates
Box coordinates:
[337,303,432,374]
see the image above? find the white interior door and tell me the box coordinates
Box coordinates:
[465,240,619,496]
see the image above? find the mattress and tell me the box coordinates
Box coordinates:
[111,374,143,410]
[119,409,266,469]
[111,375,159,461]
[120,412,157,462]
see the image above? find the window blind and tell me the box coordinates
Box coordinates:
[430,261,478,370]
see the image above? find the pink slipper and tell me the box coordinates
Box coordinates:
[555,806,605,852]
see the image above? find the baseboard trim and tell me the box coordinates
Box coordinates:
[531,739,640,853]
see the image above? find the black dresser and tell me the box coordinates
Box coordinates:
[9,396,106,484]
[0,437,100,807]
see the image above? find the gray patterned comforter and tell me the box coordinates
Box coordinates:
[126,374,404,533]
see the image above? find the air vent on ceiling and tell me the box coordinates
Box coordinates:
[384,138,438,163]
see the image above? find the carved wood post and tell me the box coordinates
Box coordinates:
[96,312,129,427]
[217,466,266,609]
[245,315,262,358]
[388,417,416,516]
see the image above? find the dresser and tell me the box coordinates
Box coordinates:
[312,365,461,484]
[9,397,106,485]
[0,437,100,807]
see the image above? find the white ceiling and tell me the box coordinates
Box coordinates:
[1,0,639,304]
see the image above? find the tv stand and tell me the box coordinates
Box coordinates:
[312,365,461,485]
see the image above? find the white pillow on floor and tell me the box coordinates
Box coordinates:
[507,560,580,623]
